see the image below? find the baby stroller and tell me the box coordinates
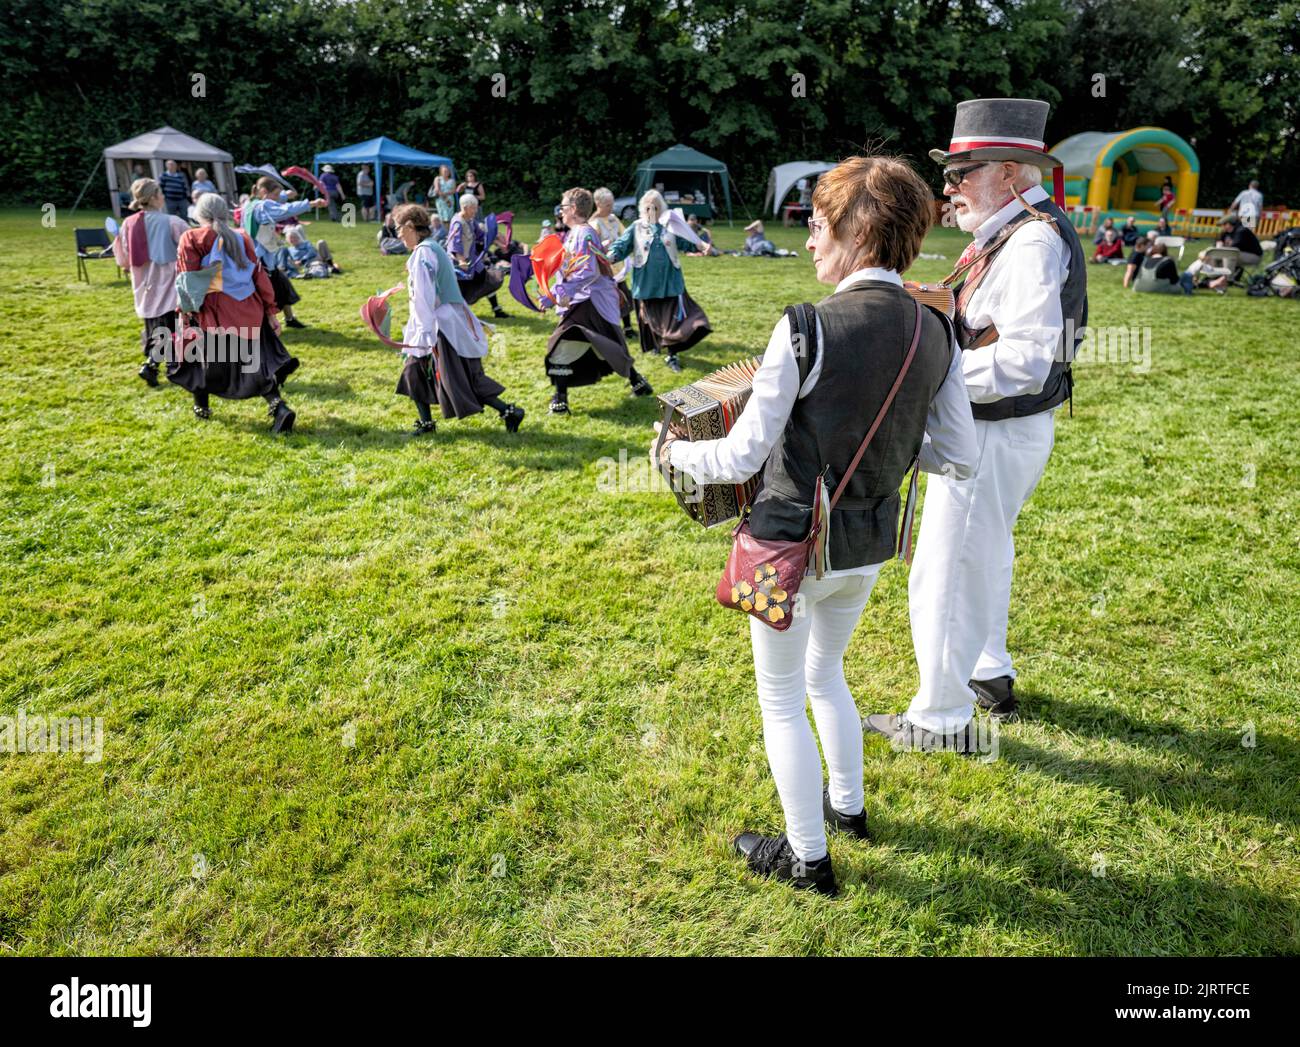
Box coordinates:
[1246,249,1300,298]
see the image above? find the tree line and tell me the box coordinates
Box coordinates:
[2,0,1295,215]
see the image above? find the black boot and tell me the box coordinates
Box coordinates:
[665,353,683,374]
[629,370,653,397]
[501,403,525,433]
[823,788,869,841]
[732,832,837,897]
[969,676,1019,722]
[411,418,436,435]
[549,390,569,414]
[138,362,159,387]
[268,396,296,434]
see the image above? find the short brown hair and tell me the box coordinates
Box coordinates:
[563,187,594,220]
[254,176,282,195]
[391,203,432,236]
[812,155,934,273]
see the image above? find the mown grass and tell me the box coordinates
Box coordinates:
[1,206,1297,955]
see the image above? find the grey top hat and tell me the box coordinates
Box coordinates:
[929,98,1061,169]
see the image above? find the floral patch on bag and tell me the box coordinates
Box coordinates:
[730,564,791,624]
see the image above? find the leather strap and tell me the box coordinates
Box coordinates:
[829,298,923,513]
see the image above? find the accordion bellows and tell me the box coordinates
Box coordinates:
[657,358,763,527]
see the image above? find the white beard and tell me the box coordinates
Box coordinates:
[953,195,995,233]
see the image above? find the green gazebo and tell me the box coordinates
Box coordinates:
[633,144,734,223]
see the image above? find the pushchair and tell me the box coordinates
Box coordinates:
[1246,249,1300,298]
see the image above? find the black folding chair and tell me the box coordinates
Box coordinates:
[75,228,119,283]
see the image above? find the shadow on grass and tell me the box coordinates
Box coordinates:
[995,693,1300,828]
[842,811,1298,953]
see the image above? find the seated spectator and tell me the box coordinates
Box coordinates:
[1122,236,1149,288]
[1120,216,1140,246]
[1094,216,1117,245]
[1092,228,1124,264]
[1180,216,1263,292]
[281,224,340,278]
[378,217,408,255]
[686,214,719,256]
[430,214,447,245]
[742,220,776,256]
[1133,241,1181,294]
[1153,215,1174,238]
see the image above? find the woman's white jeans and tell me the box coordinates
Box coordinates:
[748,565,884,861]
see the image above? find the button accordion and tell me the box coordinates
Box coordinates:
[654,284,953,527]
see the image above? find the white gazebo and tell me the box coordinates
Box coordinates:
[765,161,838,217]
[102,126,236,217]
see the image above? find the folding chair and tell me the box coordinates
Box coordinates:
[75,228,119,283]
[1155,235,1186,262]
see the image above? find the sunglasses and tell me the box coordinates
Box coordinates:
[943,163,989,188]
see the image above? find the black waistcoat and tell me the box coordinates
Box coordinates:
[958,197,1088,421]
[747,281,953,569]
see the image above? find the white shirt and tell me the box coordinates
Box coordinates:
[960,184,1072,403]
[402,241,489,359]
[668,266,977,487]
[1231,187,1263,219]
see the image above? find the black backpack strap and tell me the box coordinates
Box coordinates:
[782,302,819,387]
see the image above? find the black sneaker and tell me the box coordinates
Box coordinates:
[138,363,159,387]
[969,676,1019,722]
[823,788,869,841]
[268,398,296,434]
[284,317,307,329]
[492,307,509,319]
[629,374,654,397]
[549,395,569,414]
[412,419,436,435]
[193,404,211,420]
[863,713,976,754]
[665,354,683,374]
[502,404,525,433]
[732,832,837,897]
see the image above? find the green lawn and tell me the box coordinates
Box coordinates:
[1,206,1297,955]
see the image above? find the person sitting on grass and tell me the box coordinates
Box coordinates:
[280,225,341,278]
[686,214,720,256]
[1120,215,1141,246]
[742,219,777,255]
[1092,228,1124,264]
[1122,234,1149,289]
[1133,240,1182,294]
[1093,216,1116,244]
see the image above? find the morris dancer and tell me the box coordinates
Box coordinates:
[447,194,508,318]
[542,188,653,414]
[607,190,711,374]
[654,156,975,894]
[245,176,327,328]
[390,204,524,436]
[866,98,1087,749]
[172,194,299,432]
[590,188,635,338]
[112,178,190,388]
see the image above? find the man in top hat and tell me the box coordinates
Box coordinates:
[866,97,1087,749]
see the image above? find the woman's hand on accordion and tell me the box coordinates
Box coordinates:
[651,421,679,472]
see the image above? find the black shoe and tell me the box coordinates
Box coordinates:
[863,713,976,754]
[501,404,525,433]
[492,307,509,319]
[549,395,569,414]
[969,676,1019,722]
[268,398,296,434]
[665,354,683,374]
[193,404,211,420]
[823,788,869,841]
[623,327,636,338]
[138,363,159,387]
[732,832,837,897]
[284,317,307,329]
[411,418,436,435]
[629,374,654,397]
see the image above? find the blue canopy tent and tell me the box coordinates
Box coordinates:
[312,137,454,220]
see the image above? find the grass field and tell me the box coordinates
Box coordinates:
[1,205,1297,956]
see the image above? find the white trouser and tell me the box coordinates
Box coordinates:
[749,566,883,862]
[907,410,1056,733]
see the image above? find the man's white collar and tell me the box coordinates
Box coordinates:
[836,266,902,292]
[973,184,1050,248]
